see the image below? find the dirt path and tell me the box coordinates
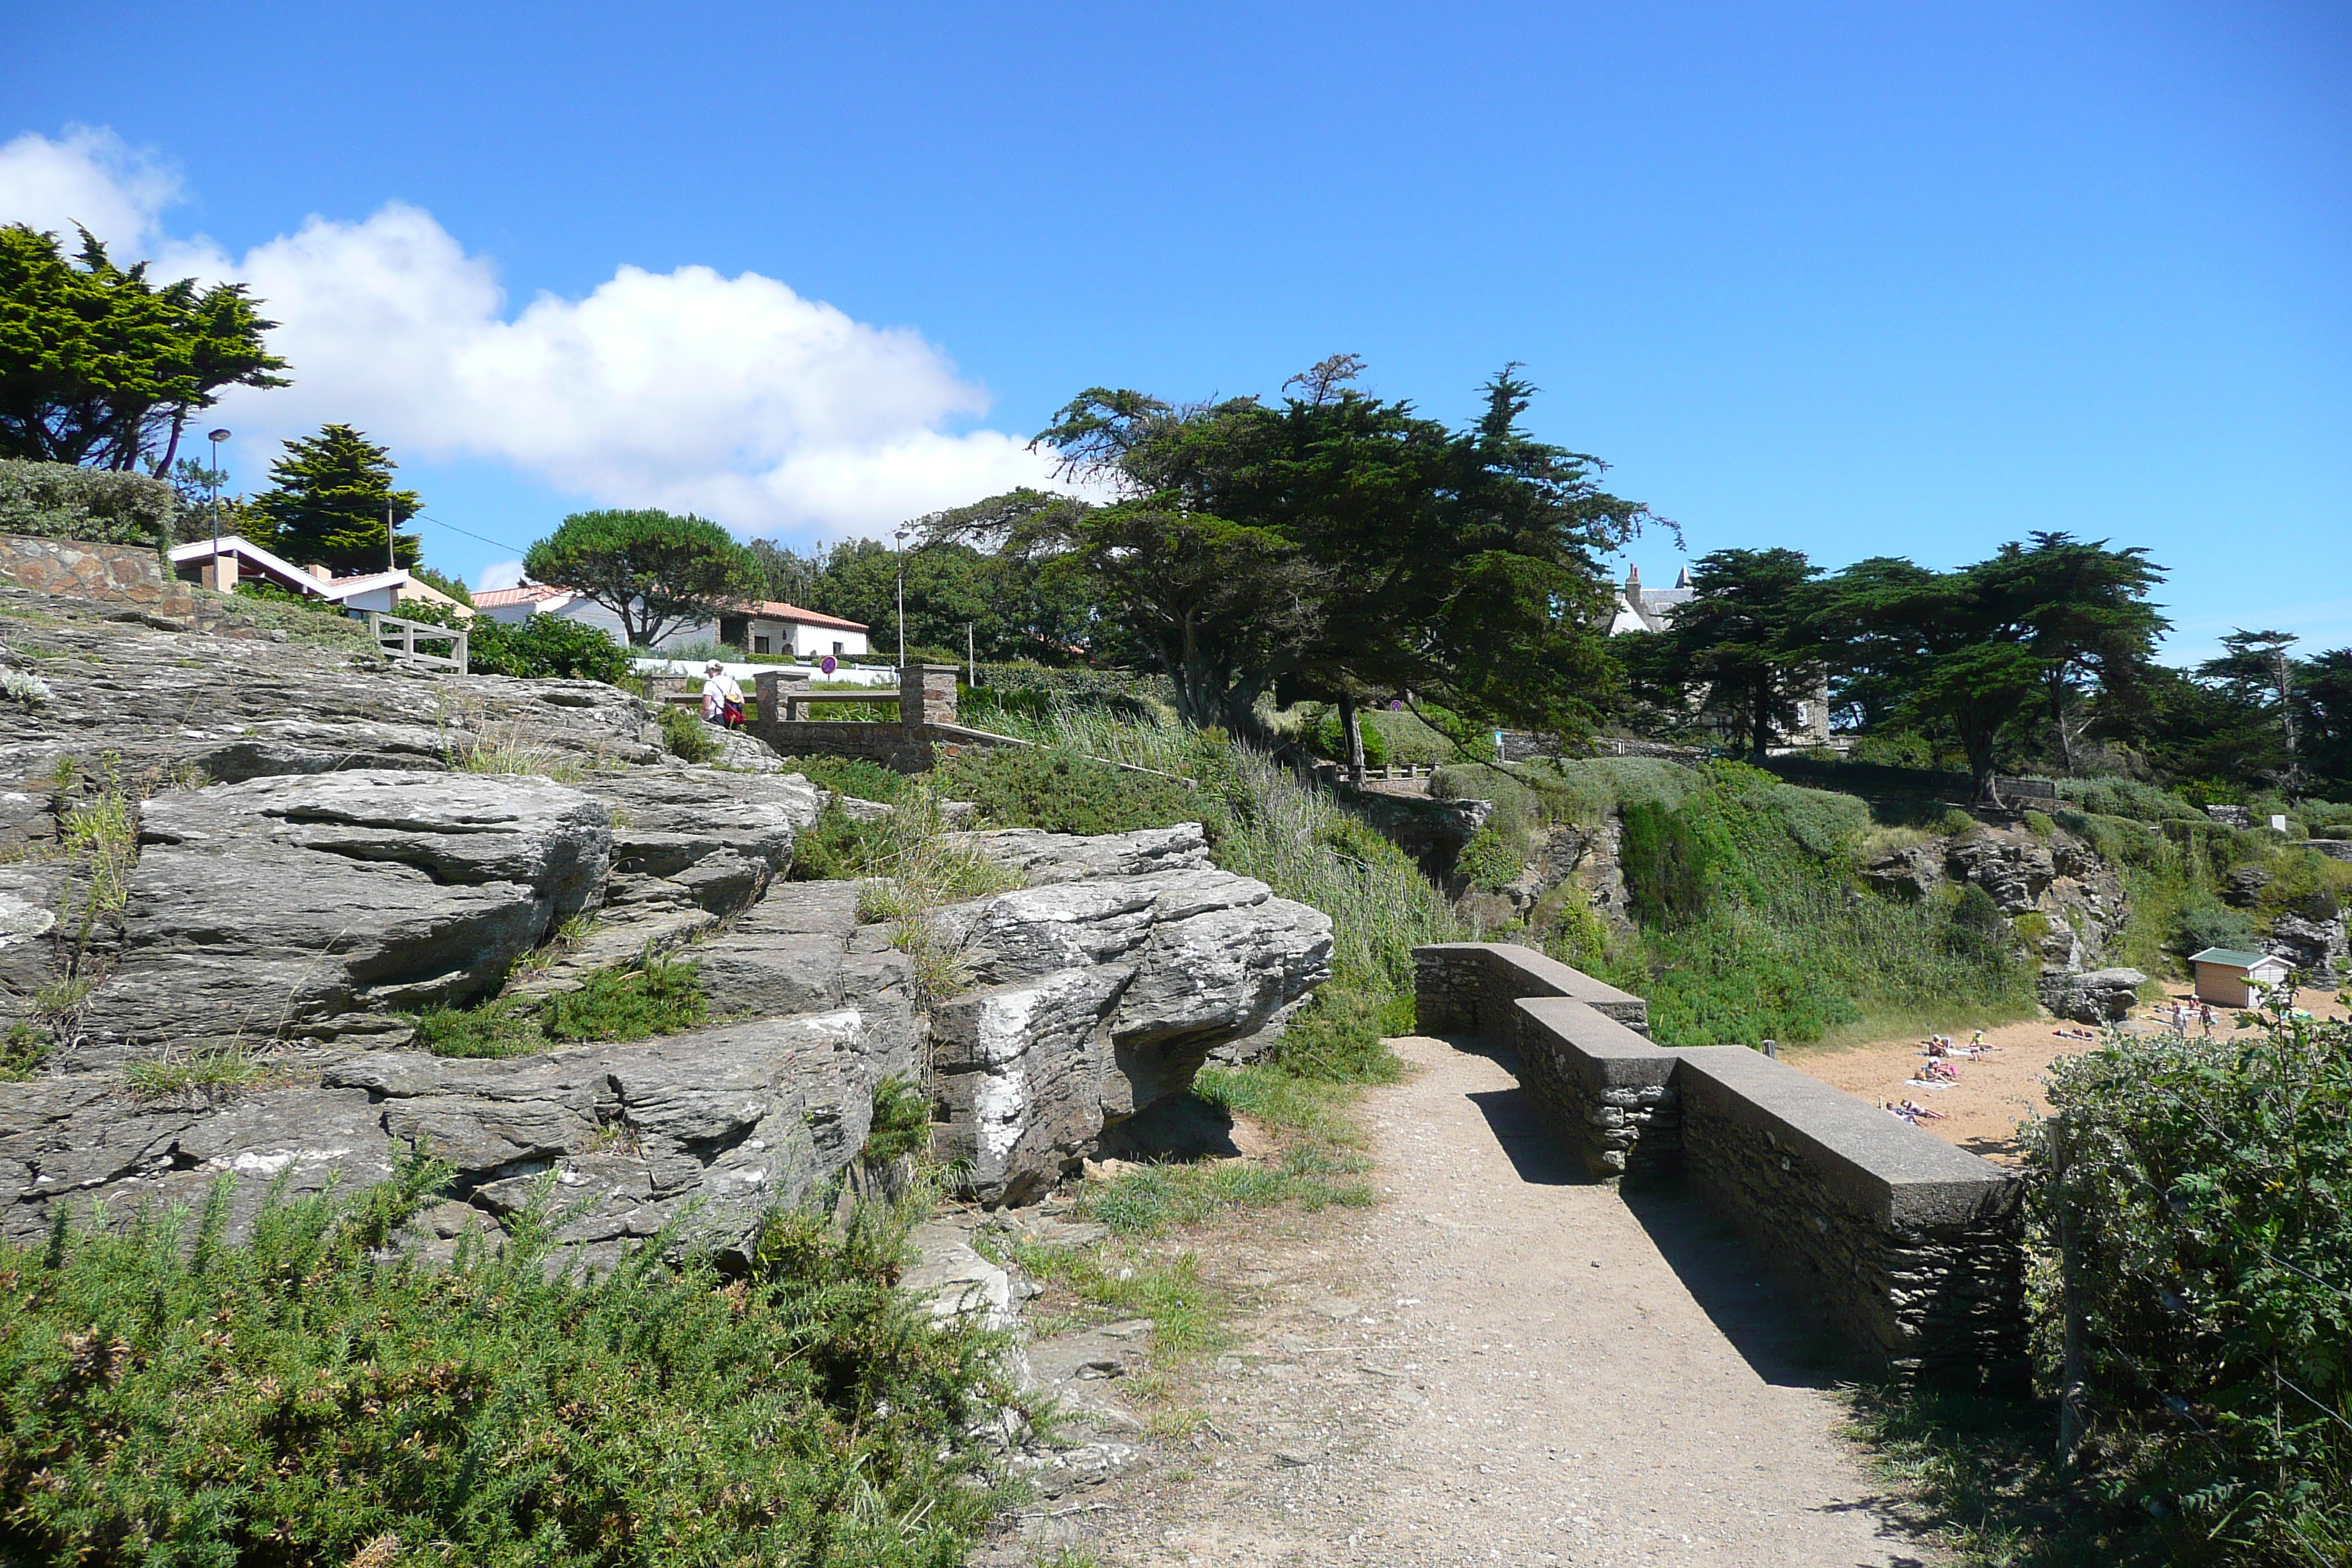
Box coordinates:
[1014,1036,1934,1567]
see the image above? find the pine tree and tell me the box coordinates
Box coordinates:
[249,424,421,576]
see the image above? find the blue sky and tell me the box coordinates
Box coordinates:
[4,1,2346,662]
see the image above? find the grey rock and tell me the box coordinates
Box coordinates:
[949,822,1212,886]
[1861,845,1943,901]
[2,1011,881,1254]
[2224,864,2274,908]
[73,770,612,1061]
[930,867,1333,1203]
[2266,911,2345,986]
[2037,965,2146,1023]
[1946,832,2056,915]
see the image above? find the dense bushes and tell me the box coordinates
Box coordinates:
[398,601,633,683]
[1592,764,2028,1046]
[0,1155,1010,1567]
[0,459,174,546]
[411,958,706,1058]
[935,744,1197,837]
[2028,1012,2352,1564]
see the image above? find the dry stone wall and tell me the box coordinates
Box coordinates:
[1416,941,2026,1382]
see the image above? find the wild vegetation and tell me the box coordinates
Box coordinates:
[0,1153,1014,1567]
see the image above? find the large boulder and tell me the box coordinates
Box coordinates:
[930,864,1334,1203]
[950,822,1214,885]
[71,770,611,1063]
[2037,965,2146,1023]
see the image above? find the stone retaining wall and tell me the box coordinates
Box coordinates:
[1414,941,2025,1380]
[1414,941,1649,1038]
[0,534,197,619]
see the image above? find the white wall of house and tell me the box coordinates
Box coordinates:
[739,617,867,658]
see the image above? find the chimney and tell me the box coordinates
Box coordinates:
[306,563,332,581]
[1624,563,1642,592]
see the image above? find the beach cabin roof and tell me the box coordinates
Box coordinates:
[2187,946,2288,972]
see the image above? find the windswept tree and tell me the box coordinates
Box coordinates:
[249,424,421,575]
[524,509,761,647]
[930,359,1656,777]
[1652,547,1824,758]
[1814,535,2168,801]
[0,225,287,472]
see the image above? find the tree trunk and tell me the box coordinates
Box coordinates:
[1339,691,1365,788]
[2046,673,2075,774]
[1750,679,1771,760]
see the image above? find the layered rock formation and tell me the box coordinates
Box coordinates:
[0,594,1331,1254]
[929,825,1335,1204]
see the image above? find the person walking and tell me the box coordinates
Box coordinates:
[700,660,745,730]
[2198,1000,2215,1038]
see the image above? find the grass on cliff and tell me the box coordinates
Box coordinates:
[412,956,706,1058]
[0,1151,1016,1568]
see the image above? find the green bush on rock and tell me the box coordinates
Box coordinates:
[0,1153,1011,1567]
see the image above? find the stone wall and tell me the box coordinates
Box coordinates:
[748,665,1028,772]
[1413,941,1649,1038]
[0,533,197,620]
[1511,996,1680,1179]
[1414,941,2025,1381]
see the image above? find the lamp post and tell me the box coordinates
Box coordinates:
[894,527,909,668]
[206,429,230,586]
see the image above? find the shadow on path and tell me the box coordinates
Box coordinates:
[1433,1036,1855,1390]
[1621,1184,1857,1390]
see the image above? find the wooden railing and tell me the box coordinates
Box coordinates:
[366,611,468,674]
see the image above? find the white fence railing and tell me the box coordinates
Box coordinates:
[366,611,468,674]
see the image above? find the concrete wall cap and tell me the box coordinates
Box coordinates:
[1672,1045,2016,1226]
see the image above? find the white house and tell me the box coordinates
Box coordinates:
[1605,562,1832,748]
[2187,946,2294,1009]
[473,586,870,659]
[168,536,470,617]
[717,600,870,659]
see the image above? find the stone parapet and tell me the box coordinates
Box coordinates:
[0,534,197,619]
[1411,941,2025,1381]
[1676,1045,2025,1379]
[1511,996,1680,1179]
[1412,941,1649,1036]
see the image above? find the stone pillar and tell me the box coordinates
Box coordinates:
[900,663,960,728]
[201,554,237,592]
[756,668,810,723]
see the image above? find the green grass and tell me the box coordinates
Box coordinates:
[0,1021,48,1082]
[0,1153,1014,1567]
[411,958,706,1058]
[936,744,1196,837]
[1006,1244,1232,1366]
[655,702,720,763]
[119,1043,272,1099]
[780,754,908,804]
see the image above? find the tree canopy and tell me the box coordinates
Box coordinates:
[932,358,1654,755]
[742,535,1101,665]
[1648,547,1824,758]
[0,225,287,472]
[524,510,761,647]
[249,424,421,576]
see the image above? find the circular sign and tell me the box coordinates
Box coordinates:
[1387,698,1404,712]
[820,655,838,674]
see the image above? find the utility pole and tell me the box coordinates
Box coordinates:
[387,502,396,576]
[893,527,909,668]
[206,429,230,587]
[967,622,976,689]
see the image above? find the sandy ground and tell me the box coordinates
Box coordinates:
[1010,1035,1934,1567]
[1788,986,2350,1164]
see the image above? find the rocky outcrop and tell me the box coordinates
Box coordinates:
[930,827,1335,1204]
[949,823,1213,885]
[2036,966,2147,1023]
[2266,909,2345,986]
[1943,825,2127,972]
[70,771,611,1064]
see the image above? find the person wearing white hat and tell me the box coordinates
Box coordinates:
[700,660,745,729]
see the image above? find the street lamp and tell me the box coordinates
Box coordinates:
[894,528,910,668]
[206,429,231,584]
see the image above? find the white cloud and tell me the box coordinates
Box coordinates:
[0,128,1073,541]
[0,125,180,252]
[475,559,527,592]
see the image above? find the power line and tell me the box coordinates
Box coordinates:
[410,512,532,557]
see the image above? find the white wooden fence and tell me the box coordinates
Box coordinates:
[366,611,468,674]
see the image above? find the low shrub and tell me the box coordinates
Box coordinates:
[0,1154,1011,1567]
[411,959,705,1058]
[656,702,719,763]
[2028,1011,2352,1564]
[779,754,908,805]
[2056,774,2204,824]
[0,459,175,545]
[935,745,1196,837]
[862,1074,931,1164]
[1454,821,1526,891]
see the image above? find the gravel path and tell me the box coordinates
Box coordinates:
[1017,1035,1938,1567]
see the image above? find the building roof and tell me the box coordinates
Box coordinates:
[168,536,413,604]
[2187,947,2283,970]
[472,584,576,610]
[739,600,868,633]
[1606,564,1697,636]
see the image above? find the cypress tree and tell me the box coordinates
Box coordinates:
[249,424,421,575]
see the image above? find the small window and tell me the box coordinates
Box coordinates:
[832,641,844,655]
[753,635,771,654]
